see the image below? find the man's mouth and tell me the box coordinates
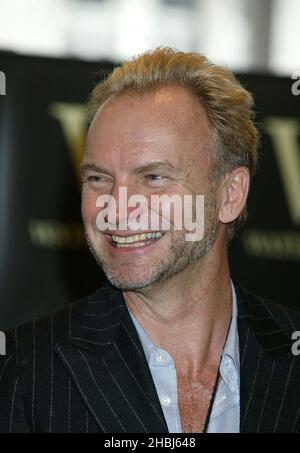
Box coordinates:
[110,231,164,248]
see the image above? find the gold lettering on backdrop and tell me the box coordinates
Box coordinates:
[48,102,87,186]
[243,230,300,260]
[264,117,300,226]
[28,103,88,250]
[241,117,300,260]
[28,219,85,249]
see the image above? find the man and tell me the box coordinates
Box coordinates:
[1,47,300,433]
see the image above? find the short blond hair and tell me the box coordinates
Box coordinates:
[87,47,259,239]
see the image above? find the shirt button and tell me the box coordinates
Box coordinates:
[216,395,226,405]
[155,351,165,363]
[161,396,171,407]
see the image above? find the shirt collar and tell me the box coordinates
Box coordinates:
[219,281,240,393]
[129,280,240,379]
[222,281,239,367]
[130,308,156,363]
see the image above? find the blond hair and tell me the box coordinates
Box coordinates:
[87,47,259,239]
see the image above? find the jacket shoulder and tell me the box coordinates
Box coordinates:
[262,299,300,335]
[3,284,114,360]
[237,285,300,337]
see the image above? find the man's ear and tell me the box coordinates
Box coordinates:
[218,167,250,225]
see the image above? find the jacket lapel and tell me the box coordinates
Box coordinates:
[237,287,296,432]
[55,282,297,433]
[55,284,168,433]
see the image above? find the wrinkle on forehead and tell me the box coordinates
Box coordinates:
[86,85,213,179]
[89,84,210,133]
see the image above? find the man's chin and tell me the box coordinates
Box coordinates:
[106,279,152,292]
[103,270,159,291]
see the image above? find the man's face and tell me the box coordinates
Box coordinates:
[81,86,219,290]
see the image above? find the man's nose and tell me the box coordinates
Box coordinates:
[107,183,148,230]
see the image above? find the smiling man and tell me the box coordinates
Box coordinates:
[1,48,300,433]
[82,83,220,293]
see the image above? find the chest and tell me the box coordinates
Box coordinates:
[177,373,218,433]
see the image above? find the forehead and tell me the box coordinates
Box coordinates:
[86,86,211,169]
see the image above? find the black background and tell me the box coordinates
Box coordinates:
[0,50,299,328]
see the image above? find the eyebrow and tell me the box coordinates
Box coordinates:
[80,160,185,177]
[80,162,110,176]
[132,161,182,176]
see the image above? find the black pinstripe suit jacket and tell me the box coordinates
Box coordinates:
[1,283,300,433]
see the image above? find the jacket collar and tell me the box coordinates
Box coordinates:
[235,286,293,360]
[57,282,295,433]
[235,286,296,432]
[69,282,293,361]
[69,283,128,357]
[56,283,168,433]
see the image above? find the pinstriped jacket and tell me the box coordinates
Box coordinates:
[0,282,300,433]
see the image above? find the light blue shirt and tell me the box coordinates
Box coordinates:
[129,282,240,433]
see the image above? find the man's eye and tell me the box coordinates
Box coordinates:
[145,175,166,181]
[87,175,104,182]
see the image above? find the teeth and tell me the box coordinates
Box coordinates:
[111,232,163,244]
[115,241,147,248]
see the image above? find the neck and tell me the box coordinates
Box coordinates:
[123,242,232,372]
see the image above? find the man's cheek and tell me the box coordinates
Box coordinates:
[81,192,97,223]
